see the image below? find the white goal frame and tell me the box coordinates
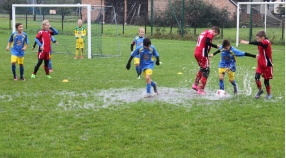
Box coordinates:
[236,1,286,46]
[12,4,92,58]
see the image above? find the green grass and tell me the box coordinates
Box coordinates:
[0,22,285,157]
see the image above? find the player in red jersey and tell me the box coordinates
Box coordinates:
[240,31,273,99]
[192,26,220,94]
[31,20,58,79]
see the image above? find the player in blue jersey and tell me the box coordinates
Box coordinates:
[126,38,160,97]
[6,23,29,81]
[209,39,257,94]
[130,27,145,79]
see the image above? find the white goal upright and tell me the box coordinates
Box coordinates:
[12,4,92,58]
[236,1,285,46]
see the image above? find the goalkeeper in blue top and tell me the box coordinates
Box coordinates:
[126,38,160,97]
[209,39,257,94]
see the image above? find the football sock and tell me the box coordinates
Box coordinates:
[151,81,156,87]
[200,76,207,90]
[136,66,141,76]
[231,80,237,87]
[219,79,224,90]
[81,49,83,56]
[44,66,49,75]
[195,71,202,85]
[231,80,237,92]
[33,59,43,74]
[12,64,16,78]
[266,85,271,94]
[48,60,52,70]
[19,64,24,78]
[44,60,49,75]
[75,49,78,56]
[138,67,141,76]
[146,83,151,94]
[255,80,262,90]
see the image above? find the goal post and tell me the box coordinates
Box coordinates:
[12,4,93,58]
[90,5,122,58]
[236,1,285,46]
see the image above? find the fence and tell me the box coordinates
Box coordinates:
[1,0,285,44]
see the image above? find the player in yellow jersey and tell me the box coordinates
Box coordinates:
[74,19,86,59]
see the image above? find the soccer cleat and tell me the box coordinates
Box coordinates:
[144,93,155,98]
[192,84,199,91]
[137,76,141,79]
[80,56,84,59]
[31,74,36,79]
[14,76,18,81]
[74,56,78,59]
[255,90,263,99]
[197,89,206,95]
[46,75,52,79]
[20,77,26,81]
[265,94,272,99]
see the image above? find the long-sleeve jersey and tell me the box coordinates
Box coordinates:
[195,30,218,57]
[213,46,256,72]
[131,36,144,58]
[8,31,29,57]
[35,27,58,53]
[249,39,273,67]
[74,26,86,43]
[131,45,159,71]
[33,35,57,54]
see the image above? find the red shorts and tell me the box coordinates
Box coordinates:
[256,65,273,79]
[194,54,209,68]
[38,51,50,60]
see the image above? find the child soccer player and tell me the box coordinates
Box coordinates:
[6,23,29,81]
[240,31,273,99]
[31,20,58,79]
[74,19,86,59]
[209,39,257,94]
[126,38,160,97]
[192,26,221,95]
[131,27,145,79]
[32,35,58,72]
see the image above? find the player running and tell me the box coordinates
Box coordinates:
[240,31,273,99]
[130,27,145,79]
[209,39,257,94]
[6,23,29,81]
[192,26,220,95]
[126,38,160,97]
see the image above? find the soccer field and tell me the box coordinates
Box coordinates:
[0,31,284,157]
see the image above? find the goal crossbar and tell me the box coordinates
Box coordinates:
[12,4,92,58]
[236,2,286,46]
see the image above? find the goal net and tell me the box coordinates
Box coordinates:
[236,1,285,46]
[12,4,121,58]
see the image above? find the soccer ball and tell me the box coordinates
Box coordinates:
[216,90,226,98]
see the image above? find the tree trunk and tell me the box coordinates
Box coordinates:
[193,19,196,36]
[62,14,64,31]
